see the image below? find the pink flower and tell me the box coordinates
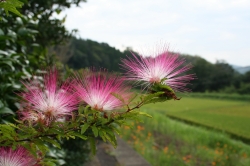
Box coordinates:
[19,69,78,124]
[0,146,37,166]
[121,51,195,92]
[18,110,45,124]
[74,72,131,111]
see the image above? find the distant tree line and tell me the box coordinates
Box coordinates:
[54,38,250,94]
[188,57,250,94]
[68,38,128,72]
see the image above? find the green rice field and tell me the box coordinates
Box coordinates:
[120,95,250,166]
[143,97,250,139]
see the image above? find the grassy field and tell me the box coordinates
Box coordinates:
[120,95,250,165]
[143,97,250,139]
[188,92,250,101]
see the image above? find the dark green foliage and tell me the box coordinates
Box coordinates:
[187,56,214,92]
[61,138,90,166]
[184,56,236,92]
[1,0,90,164]
[242,71,250,83]
[20,0,86,47]
[182,54,250,94]
[219,71,250,94]
[0,13,45,122]
[237,83,250,95]
[209,61,235,91]
[0,0,23,16]
[66,38,135,72]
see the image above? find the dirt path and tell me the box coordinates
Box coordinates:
[84,137,151,166]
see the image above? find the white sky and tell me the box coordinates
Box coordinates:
[57,0,250,66]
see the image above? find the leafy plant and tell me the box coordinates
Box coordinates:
[0,0,23,16]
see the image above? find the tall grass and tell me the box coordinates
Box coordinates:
[121,110,250,166]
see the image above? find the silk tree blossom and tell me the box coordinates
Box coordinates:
[75,72,131,112]
[18,110,45,124]
[121,51,195,92]
[19,69,78,124]
[0,146,37,166]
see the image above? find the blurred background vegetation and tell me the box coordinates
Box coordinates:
[1,0,250,165]
[0,0,91,165]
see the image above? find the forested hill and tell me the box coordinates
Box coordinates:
[60,37,132,72]
[56,37,210,72]
[54,37,250,93]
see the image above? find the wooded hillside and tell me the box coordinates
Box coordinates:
[53,37,250,94]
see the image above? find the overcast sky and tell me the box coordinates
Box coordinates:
[58,0,250,66]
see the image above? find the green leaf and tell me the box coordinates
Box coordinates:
[89,137,96,155]
[113,120,125,127]
[98,130,106,142]
[8,123,20,129]
[91,126,98,137]
[138,111,153,118]
[69,131,88,140]
[81,123,90,134]
[41,161,57,166]
[151,83,174,92]
[0,60,15,71]
[33,139,49,153]
[140,92,168,106]
[55,9,61,14]
[104,128,117,147]
[0,0,24,17]
[78,105,84,114]
[142,92,164,102]
[0,100,4,108]
[110,125,120,135]
[21,143,36,156]
[48,128,64,135]
[0,124,16,140]
[83,105,91,115]
[42,137,61,149]
[143,96,169,105]
[0,28,4,35]
[0,107,15,115]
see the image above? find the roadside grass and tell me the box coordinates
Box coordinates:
[120,110,250,166]
[143,97,250,139]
